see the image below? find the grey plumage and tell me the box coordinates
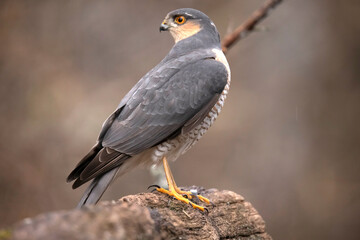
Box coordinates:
[67,8,230,207]
[76,167,119,208]
[103,55,227,154]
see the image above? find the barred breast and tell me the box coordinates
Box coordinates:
[151,49,231,163]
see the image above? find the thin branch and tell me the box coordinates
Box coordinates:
[221,0,283,54]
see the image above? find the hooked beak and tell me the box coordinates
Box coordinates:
[159,20,170,32]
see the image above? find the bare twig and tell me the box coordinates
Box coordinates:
[221,0,283,54]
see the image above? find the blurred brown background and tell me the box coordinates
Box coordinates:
[1,0,359,239]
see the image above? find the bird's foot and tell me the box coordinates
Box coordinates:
[155,187,208,211]
[174,187,210,204]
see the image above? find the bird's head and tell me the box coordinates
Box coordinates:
[160,8,220,44]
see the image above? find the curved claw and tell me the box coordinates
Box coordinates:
[204,207,209,214]
[147,184,161,190]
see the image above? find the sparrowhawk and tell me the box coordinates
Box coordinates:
[67,8,231,211]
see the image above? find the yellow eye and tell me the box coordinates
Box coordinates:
[174,16,186,25]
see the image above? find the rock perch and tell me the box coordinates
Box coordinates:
[11,187,271,240]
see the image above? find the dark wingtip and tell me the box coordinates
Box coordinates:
[66,142,103,184]
[66,171,78,183]
[72,178,84,189]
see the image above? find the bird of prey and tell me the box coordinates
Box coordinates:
[67,8,231,211]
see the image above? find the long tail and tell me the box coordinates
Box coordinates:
[67,142,130,208]
[76,166,120,208]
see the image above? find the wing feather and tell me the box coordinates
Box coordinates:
[102,54,228,155]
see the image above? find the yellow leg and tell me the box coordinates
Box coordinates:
[165,158,210,204]
[156,157,210,211]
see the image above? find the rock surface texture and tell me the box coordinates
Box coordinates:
[12,187,271,240]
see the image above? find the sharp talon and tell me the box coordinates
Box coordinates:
[204,207,209,214]
[187,201,206,211]
[151,188,158,193]
[147,184,160,190]
[182,194,188,199]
